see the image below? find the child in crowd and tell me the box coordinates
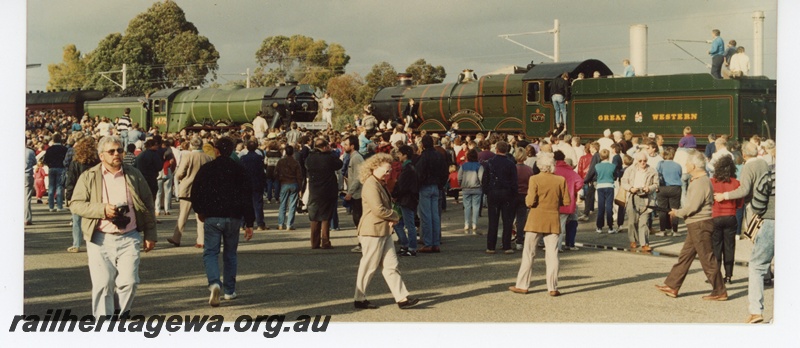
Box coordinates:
[447,164,461,204]
[34,160,47,204]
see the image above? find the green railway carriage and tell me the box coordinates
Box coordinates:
[569,74,777,144]
[84,97,149,128]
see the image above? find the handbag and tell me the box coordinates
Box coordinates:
[743,213,763,242]
[614,189,627,207]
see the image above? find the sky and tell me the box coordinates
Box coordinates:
[24,0,780,92]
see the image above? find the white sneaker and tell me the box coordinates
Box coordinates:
[350,245,362,253]
[464,225,470,234]
[595,228,603,234]
[608,229,618,234]
[515,243,523,251]
[224,292,238,300]
[209,284,221,307]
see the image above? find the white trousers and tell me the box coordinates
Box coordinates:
[515,232,560,291]
[354,235,410,302]
[87,230,141,318]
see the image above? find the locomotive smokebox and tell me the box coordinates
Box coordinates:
[397,73,413,86]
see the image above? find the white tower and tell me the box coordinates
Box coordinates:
[630,24,648,76]
[752,11,765,77]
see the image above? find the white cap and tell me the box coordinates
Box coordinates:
[648,132,656,138]
[603,129,611,137]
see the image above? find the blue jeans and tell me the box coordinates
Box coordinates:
[278,183,298,228]
[265,178,279,201]
[71,214,82,248]
[552,94,566,125]
[48,167,65,210]
[418,184,441,247]
[119,130,129,149]
[596,187,614,229]
[329,202,339,229]
[251,189,265,227]
[462,192,481,228]
[393,205,418,250]
[203,217,241,296]
[748,219,774,314]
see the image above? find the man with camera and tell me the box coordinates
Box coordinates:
[70,136,157,319]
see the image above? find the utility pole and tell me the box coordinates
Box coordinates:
[98,63,127,91]
[499,19,561,62]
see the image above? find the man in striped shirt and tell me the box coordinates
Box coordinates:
[116,108,133,148]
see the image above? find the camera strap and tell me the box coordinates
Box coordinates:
[102,167,132,210]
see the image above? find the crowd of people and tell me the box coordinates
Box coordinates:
[23,106,776,322]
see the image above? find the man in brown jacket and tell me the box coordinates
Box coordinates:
[510,152,570,297]
[168,137,213,247]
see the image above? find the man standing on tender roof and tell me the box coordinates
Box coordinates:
[708,29,725,79]
[622,59,635,77]
[69,135,157,318]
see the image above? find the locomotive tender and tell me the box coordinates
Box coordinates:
[370,59,776,144]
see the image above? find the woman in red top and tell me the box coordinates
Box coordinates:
[711,156,743,284]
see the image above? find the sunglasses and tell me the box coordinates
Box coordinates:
[637,160,647,163]
[105,148,124,155]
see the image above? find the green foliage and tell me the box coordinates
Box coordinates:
[47,44,87,91]
[406,58,446,85]
[362,61,397,105]
[80,0,219,95]
[252,35,350,89]
[327,72,365,121]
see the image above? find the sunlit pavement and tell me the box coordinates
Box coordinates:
[21,199,772,323]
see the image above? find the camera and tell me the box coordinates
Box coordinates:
[111,203,131,229]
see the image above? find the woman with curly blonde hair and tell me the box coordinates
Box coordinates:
[64,137,100,252]
[353,153,419,310]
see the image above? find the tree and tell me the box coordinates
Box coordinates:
[253,35,350,89]
[362,61,397,105]
[405,58,446,85]
[47,44,88,91]
[80,0,219,95]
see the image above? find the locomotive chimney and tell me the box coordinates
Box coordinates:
[397,73,413,87]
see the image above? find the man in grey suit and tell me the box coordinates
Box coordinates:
[168,137,213,248]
